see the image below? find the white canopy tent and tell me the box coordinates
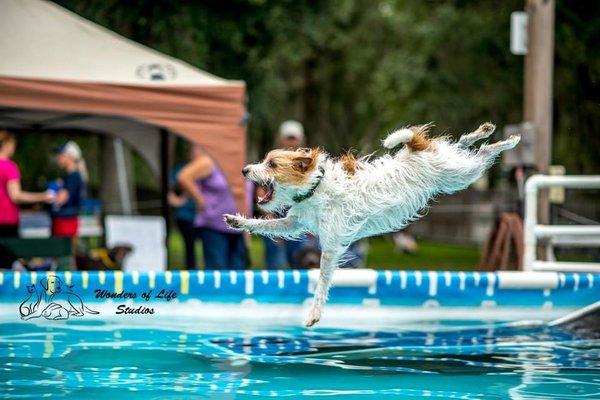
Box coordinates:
[0,0,231,86]
[0,0,247,217]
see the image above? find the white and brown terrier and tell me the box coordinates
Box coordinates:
[225,123,519,327]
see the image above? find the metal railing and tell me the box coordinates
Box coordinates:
[524,174,600,272]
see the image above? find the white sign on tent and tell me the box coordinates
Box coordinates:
[105,215,167,272]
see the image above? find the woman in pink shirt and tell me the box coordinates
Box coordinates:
[0,130,52,237]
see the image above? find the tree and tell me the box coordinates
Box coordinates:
[51,0,600,175]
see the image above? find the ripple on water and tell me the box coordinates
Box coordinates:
[0,320,598,399]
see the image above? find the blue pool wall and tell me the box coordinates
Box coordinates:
[1,270,598,308]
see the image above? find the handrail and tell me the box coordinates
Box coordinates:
[524,174,600,271]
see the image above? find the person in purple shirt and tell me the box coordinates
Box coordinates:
[177,145,248,269]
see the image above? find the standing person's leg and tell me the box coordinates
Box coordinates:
[196,227,229,269]
[228,233,249,270]
[0,224,18,268]
[286,235,309,268]
[0,224,18,237]
[262,236,287,269]
[176,219,197,269]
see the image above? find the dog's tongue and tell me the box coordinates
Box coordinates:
[258,185,274,204]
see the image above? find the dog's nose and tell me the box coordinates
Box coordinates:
[242,166,250,176]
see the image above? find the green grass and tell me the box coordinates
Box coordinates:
[168,233,267,269]
[168,231,481,271]
[365,238,481,270]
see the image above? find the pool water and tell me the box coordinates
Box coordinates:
[1,318,598,399]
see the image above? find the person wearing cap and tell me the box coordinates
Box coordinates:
[277,120,305,149]
[51,141,87,238]
[257,120,309,269]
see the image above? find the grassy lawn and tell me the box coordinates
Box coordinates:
[365,238,481,270]
[168,231,481,271]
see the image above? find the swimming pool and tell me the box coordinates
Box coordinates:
[1,270,599,399]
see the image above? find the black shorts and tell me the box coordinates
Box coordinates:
[0,224,18,268]
[0,224,18,237]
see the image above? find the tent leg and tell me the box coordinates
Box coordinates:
[113,138,132,215]
[100,136,137,215]
[160,129,170,251]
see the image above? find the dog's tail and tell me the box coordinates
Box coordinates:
[383,123,433,151]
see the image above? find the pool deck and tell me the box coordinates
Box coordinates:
[1,270,598,309]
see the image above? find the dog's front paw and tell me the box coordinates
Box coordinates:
[303,316,320,328]
[223,214,246,230]
[303,308,322,328]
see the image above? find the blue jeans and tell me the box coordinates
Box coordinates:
[263,237,286,270]
[176,219,196,270]
[262,236,308,269]
[263,235,365,269]
[196,227,248,270]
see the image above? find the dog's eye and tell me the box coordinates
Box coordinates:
[267,160,277,169]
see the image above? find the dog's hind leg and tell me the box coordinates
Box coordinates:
[304,249,343,327]
[458,122,495,149]
[477,135,521,158]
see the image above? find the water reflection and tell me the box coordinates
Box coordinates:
[0,320,598,399]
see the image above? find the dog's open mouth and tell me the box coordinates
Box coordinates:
[257,182,275,205]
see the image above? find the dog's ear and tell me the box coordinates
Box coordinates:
[106,245,133,265]
[40,277,48,290]
[293,156,313,172]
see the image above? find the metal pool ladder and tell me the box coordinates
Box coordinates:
[524,174,600,272]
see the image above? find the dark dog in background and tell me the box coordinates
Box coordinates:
[75,245,133,270]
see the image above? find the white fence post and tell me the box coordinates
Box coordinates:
[523,174,600,272]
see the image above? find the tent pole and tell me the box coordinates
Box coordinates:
[160,129,170,250]
[113,138,132,215]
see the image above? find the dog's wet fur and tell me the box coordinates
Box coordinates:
[225,122,520,327]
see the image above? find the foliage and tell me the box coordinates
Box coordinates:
[53,0,599,173]
[553,0,600,174]
[167,232,481,270]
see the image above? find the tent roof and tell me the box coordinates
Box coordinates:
[0,0,238,86]
[0,0,247,214]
